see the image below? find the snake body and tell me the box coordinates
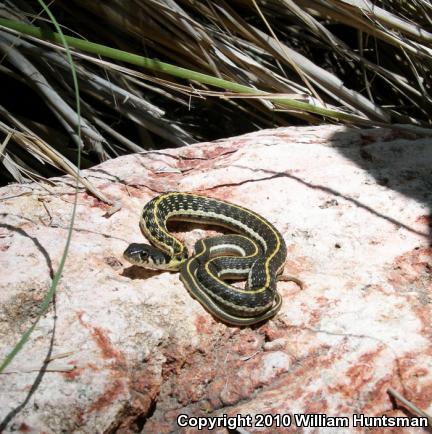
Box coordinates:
[181,234,283,325]
[123,192,288,325]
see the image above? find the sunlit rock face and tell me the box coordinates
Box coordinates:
[1,125,431,433]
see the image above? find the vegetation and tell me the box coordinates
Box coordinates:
[0,0,431,188]
[0,2,431,420]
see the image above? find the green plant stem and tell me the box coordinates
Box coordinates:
[0,18,382,125]
[0,5,81,373]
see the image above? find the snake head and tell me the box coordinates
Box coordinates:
[123,243,173,270]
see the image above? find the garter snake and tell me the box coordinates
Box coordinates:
[123,192,289,325]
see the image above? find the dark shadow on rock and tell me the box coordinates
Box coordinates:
[226,164,428,241]
[0,219,58,430]
[330,127,432,245]
[121,265,166,280]
[388,390,432,433]
[0,220,54,279]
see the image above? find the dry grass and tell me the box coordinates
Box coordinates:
[0,0,431,185]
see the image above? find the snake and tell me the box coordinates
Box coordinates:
[123,192,288,325]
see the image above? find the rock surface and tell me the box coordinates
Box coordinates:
[0,125,431,433]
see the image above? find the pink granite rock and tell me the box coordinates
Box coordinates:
[0,125,431,433]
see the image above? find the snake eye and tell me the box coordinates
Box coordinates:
[139,251,149,261]
[124,243,171,269]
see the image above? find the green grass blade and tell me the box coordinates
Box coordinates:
[0,2,81,373]
[0,17,381,125]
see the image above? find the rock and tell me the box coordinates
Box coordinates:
[0,125,431,433]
